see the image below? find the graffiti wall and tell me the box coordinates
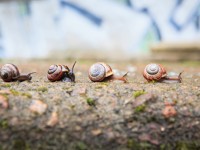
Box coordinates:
[0,0,199,58]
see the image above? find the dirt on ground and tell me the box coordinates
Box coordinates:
[0,60,199,150]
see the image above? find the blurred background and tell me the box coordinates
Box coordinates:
[0,0,199,60]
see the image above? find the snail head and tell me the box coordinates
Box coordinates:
[26,72,37,81]
[67,61,76,82]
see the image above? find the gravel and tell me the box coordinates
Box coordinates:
[0,60,199,150]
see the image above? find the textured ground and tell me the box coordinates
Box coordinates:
[0,60,200,150]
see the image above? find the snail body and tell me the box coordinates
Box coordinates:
[14,72,36,82]
[143,63,182,83]
[88,62,127,82]
[0,64,35,82]
[47,61,76,82]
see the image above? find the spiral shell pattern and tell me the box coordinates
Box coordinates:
[143,63,166,81]
[88,62,113,82]
[88,63,106,82]
[0,64,20,82]
[47,65,69,82]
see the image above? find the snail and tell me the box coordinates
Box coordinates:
[0,63,36,82]
[143,63,182,83]
[47,61,76,82]
[88,62,128,82]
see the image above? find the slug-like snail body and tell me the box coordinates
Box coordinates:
[143,63,182,83]
[0,64,36,82]
[14,72,36,82]
[143,63,166,82]
[88,62,128,82]
[0,64,20,82]
[47,61,76,82]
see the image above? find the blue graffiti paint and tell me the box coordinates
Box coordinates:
[60,0,102,26]
[195,15,200,29]
[129,1,162,40]
[0,24,4,58]
[19,0,31,17]
[126,0,132,7]
[169,0,200,31]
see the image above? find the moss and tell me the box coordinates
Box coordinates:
[160,144,172,150]
[10,89,20,96]
[147,80,156,84]
[95,85,104,89]
[139,142,152,149]
[74,142,88,150]
[127,139,140,149]
[86,98,95,106]
[70,104,76,109]
[174,141,200,150]
[1,83,11,88]
[100,82,108,86]
[0,120,9,129]
[133,90,146,98]
[197,93,200,97]
[0,94,8,100]
[176,142,188,150]
[134,104,146,113]
[13,139,27,150]
[21,92,32,99]
[37,86,48,92]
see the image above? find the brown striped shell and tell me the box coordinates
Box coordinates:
[143,63,166,82]
[88,62,113,82]
[47,65,69,82]
[0,64,20,82]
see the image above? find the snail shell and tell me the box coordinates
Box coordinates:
[88,62,113,82]
[0,64,20,82]
[47,65,69,82]
[143,63,166,81]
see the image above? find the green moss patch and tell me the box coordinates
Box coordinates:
[86,97,96,106]
[37,86,48,92]
[133,90,146,98]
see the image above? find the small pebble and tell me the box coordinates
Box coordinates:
[133,93,157,108]
[47,112,59,127]
[29,100,47,115]
[0,95,9,109]
[162,104,177,118]
[91,129,102,136]
[72,87,87,96]
[0,90,11,95]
